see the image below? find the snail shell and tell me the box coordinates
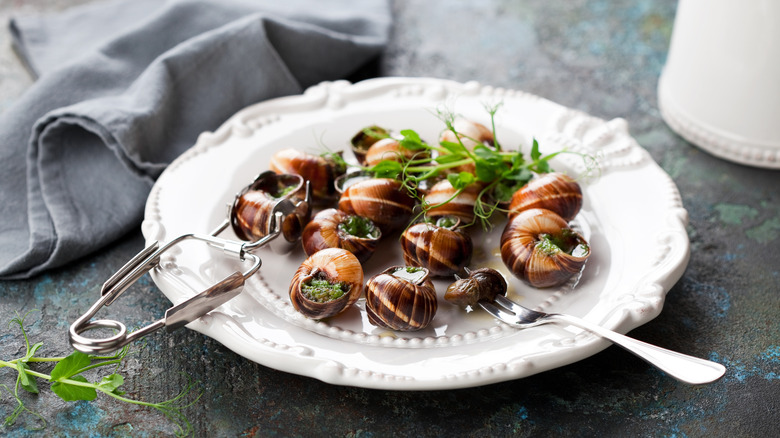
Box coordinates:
[422,179,485,224]
[401,216,473,277]
[269,148,346,205]
[364,137,425,167]
[351,125,389,165]
[365,266,438,331]
[445,267,507,308]
[500,208,590,288]
[289,248,364,320]
[337,177,416,233]
[439,119,495,174]
[302,208,382,263]
[508,172,582,222]
[439,118,494,149]
[230,171,310,243]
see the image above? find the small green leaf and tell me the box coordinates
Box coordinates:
[25,342,44,360]
[503,167,533,182]
[399,129,425,150]
[534,159,551,174]
[16,362,38,394]
[433,153,463,164]
[492,181,518,203]
[370,160,403,178]
[474,160,501,182]
[98,374,124,393]
[473,145,497,160]
[530,138,541,161]
[439,140,467,155]
[50,351,92,380]
[51,376,97,402]
[447,172,475,190]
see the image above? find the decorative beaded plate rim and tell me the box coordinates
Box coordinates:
[143,77,690,390]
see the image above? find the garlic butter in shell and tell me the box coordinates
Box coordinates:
[289,248,364,320]
[500,208,590,288]
[302,208,381,263]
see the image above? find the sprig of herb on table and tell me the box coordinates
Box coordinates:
[363,105,596,228]
[1,311,200,436]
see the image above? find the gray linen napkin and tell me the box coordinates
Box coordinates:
[0,0,391,279]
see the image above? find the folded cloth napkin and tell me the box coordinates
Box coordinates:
[0,0,391,279]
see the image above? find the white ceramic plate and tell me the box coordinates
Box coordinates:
[143,77,690,390]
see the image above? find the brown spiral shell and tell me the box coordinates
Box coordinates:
[365,266,438,331]
[289,248,364,320]
[500,208,591,288]
[508,172,583,221]
[269,148,346,205]
[301,208,382,263]
[439,119,495,174]
[422,179,485,224]
[230,172,310,243]
[401,217,473,277]
[351,125,389,165]
[364,137,424,167]
[444,267,507,308]
[337,177,416,233]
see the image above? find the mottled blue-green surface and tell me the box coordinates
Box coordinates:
[2,0,778,436]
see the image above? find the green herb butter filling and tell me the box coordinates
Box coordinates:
[301,274,350,303]
[338,215,380,239]
[536,229,589,256]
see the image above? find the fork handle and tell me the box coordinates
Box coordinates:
[550,313,726,385]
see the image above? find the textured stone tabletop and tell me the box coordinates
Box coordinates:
[1,1,778,437]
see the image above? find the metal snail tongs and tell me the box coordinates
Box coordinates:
[69,172,311,354]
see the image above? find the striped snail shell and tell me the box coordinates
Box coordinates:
[230,171,310,243]
[337,176,416,233]
[508,172,582,222]
[445,267,507,308]
[301,208,382,263]
[364,137,429,167]
[401,216,473,278]
[269,148,346,205]
[365,266,438,331]
[422,179,485,224]
[289,248,364,320]
[500,208,590,288]
[351,125,389,165]
[439,119,495,174]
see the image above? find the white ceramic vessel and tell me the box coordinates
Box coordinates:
[143,77,690,389]
[658,0,780,168]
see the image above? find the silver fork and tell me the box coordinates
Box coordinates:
[479,295,726,384]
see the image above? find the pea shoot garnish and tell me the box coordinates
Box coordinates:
[1,311,200,436]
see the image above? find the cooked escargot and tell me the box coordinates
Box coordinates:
[445,268,507,308]
[269,148,346,205]
[351,125,389,165]
[401,216,472,277]
[289,248,364,320]
[365,266,437,331]
[422,179,485,224]
[364,137,425,167]
[337,176,416,233]
[230,171,310,243]
[439,119,495,174]
[301,208,382,263]
[500,208,590,288]
[508,172,582,222]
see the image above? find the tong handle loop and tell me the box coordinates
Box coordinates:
[69,234,261,354]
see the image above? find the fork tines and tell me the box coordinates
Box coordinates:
[478,295,545,328]
[478,299,519,327]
